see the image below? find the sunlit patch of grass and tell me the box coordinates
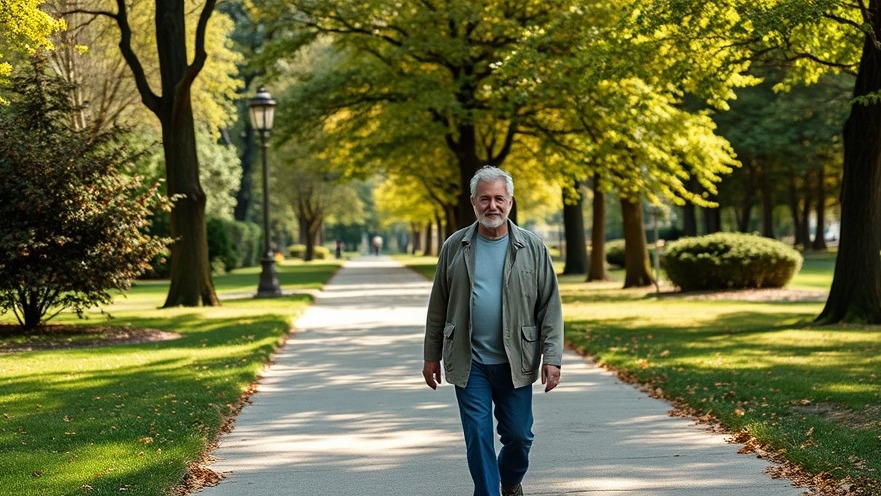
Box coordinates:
[0,262,340,495]
[562,278,880,488]
[787,251,836,291]
[392,254,437,280]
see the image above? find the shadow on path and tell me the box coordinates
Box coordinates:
[198,257,802,496]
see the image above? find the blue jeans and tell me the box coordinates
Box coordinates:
[455,362,534,496]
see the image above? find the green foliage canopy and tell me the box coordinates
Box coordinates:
[251,0,752,227]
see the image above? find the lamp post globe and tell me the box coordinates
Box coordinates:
[249,86,282,298]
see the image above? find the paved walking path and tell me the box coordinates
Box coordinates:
[198,257,803,496]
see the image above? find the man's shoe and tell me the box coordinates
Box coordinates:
[501,483,523,496]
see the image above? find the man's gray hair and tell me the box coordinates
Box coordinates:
[470,166,514,198]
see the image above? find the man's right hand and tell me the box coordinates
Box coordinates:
[422,360,442,390]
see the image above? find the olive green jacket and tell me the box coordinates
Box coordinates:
[423,220,564,388]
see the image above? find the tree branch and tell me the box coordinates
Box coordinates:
[488,120,518,166]
[183,0,217,88]
[112,0,160,113]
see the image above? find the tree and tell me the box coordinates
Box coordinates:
[46,0,241,134]
[252,0,598,230]
[273,138,364,262]
[0,0,65,97]
[79,0,230,307]
[712,71,847,243]
[816,3,881,323]
[375,173,445,253]
[646,0,878,322]
[255,0,745,281]
[587,177,607,281]
[561,180,588,275]
[0,60,168,329]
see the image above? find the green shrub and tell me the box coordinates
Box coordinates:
[207,217,235,274]
[0,64,169,328]
[230,221,262,268]
[288,244,307,259]
[662,232,803,291]
[313,246,332,260]
[605,239,626,267]
[287,244,332,260]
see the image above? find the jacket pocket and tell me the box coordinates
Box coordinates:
[442,323,456,366]
[520,325,540,372]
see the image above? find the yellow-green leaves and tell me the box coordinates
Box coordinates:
[0,0,65,97]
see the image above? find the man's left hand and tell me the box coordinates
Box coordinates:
[541,364,561,393]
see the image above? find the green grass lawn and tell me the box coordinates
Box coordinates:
[399,250,881,492]
[0,260,341,496]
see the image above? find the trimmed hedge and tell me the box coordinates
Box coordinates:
[605,239,626,267]
[662,232,802,291]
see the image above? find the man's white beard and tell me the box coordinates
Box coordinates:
[479,214,505,229]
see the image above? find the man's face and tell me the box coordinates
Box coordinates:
[471,179,513,229]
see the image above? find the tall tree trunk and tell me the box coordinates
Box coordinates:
[453,123,480,230]
[621,198,654,288]
[818,1,881,323]
[737,161,756,232]
[410,223,421,255]
[445,204,457,238]
[303,217,321,261]
[298,218,307,244]
[438,210,448,253]
[799,171,813,249]
[424,220,433,256]
[588,180,606,281]
[682,203,697,236]
[703,207,721,233]
[682,177,698,236]
[108,0,219,307]
[562,184,588,275]
[760,179,775,238]
[154,0,218,307]
[787,168,804,246]
[812,164,828,251]
[162,112,217,306]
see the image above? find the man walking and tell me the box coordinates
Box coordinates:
[423,166,564,496]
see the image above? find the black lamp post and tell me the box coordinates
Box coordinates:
[249,86,282,298]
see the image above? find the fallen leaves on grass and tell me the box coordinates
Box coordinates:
[0,325,180,352]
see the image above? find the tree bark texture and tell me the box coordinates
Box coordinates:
[109,0,219,306]
[621,198,654,288]
[587,180,607,281]
[818,1,881,323]
[561,185,588,275]
[153,0,218,307]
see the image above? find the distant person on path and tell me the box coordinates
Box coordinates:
[422,166,563,496]
[372,235,383,255]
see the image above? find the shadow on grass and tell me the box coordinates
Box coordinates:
[0,295,315,495]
